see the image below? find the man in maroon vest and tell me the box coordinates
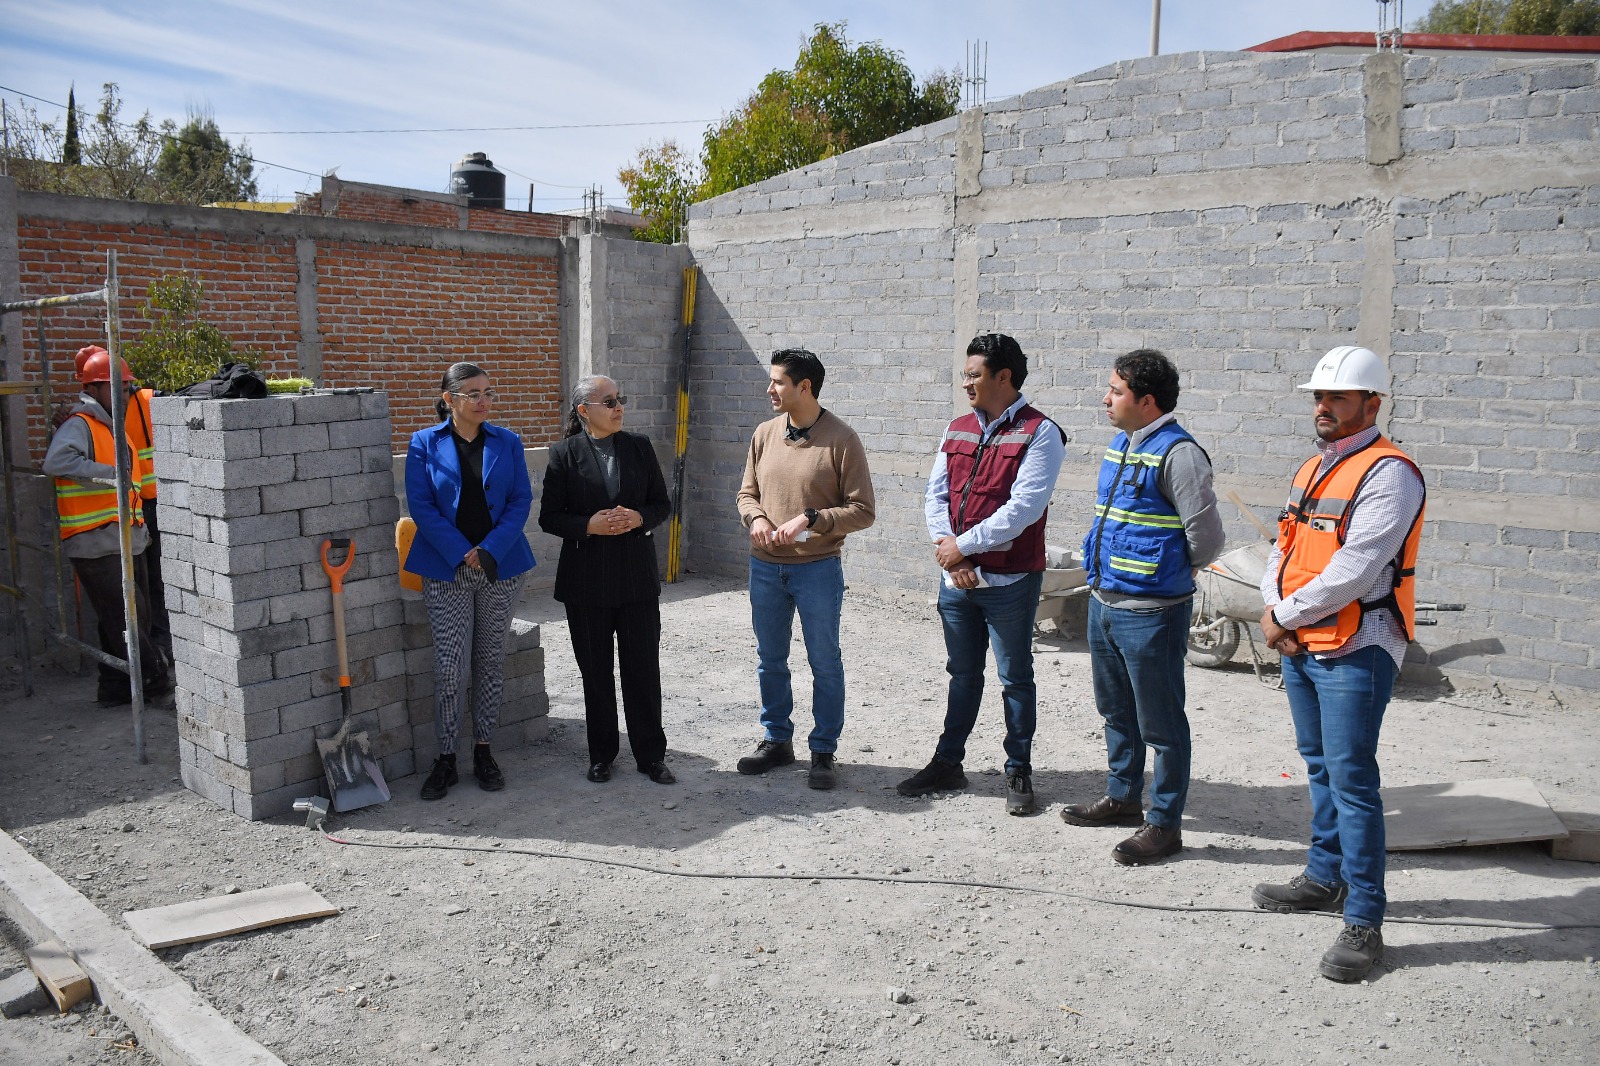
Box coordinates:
[898,334,1065,815]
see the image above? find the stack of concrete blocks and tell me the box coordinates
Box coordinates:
[149,390,547,820]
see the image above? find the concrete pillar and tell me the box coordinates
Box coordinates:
[1364,52,1404,167]
[951,107,986,409]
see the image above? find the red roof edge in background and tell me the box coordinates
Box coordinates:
[1249,31,1600,54]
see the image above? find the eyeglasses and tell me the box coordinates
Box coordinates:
[451,389,498,402]
[960,370,987,383]
[582,395,627,409]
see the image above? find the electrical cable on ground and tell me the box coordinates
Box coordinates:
[321,831,1600,933]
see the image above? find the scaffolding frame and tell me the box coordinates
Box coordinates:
[0,249,149,762]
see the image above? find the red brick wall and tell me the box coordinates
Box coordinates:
[11,201,564,461]
[13,218,302,451]
[303,186,462,228]
[314,241,561,445]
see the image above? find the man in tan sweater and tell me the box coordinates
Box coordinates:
[735,349,876,790]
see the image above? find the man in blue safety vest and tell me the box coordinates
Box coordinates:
[1062,349,1224,864]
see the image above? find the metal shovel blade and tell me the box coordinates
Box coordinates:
[316,714,391,813]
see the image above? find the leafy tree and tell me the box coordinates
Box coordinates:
[700,22,960,199]
[122,272,259,394]
[1412,0,1599,32]
[1,84,256,205]
[616,139,702,244]
[618,22,959,241]
[156,112,257,204]
[62,85,81,166]
[80,82,165,201]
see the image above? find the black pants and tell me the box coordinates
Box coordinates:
[72,550,166,699]
[565,599,666,770]
[142,498,173,660]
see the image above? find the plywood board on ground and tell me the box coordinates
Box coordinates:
[1550,807,1600,863]
[123,882,339,950]
[1385,777,1569,851]
[26,938,91,1012]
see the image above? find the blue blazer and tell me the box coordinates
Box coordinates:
[404,420,537,582]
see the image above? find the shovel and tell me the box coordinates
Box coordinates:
[314,537,391,813]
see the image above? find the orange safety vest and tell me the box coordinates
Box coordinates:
[1275,434,1426,653]
[125,388,158,500]
[55,412,148,540]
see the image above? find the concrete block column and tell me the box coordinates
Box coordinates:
[152,390,407,820]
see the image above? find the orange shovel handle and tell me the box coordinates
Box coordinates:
[320,537,355,594]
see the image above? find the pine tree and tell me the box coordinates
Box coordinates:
[62,84,80,166]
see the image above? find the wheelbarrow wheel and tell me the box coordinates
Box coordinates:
[1186,619,1241,668]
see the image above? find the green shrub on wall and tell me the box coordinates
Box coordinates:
[122,272,260,393]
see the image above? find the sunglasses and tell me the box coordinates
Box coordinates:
[583,395,627,409]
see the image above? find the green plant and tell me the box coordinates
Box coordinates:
[266,376,313,394]
[122,272,259,393]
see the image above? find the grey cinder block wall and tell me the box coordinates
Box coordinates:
[679,48,1600,698]
[155,391,546,820]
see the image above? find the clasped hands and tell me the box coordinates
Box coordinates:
[934,535,979,590]
[749,514,810,551]
[587,506,643,536]
[1258,607,1305,658]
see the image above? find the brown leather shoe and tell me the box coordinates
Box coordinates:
[1060,794,1143,827]
[1113,822,1182,865]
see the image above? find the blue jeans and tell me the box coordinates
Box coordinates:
[749,556,846,753]
[1087,596,1193,830]
[935,570,1043,776]
[1282,645,1396,929]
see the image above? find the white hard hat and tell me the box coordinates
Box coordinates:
[1297,345,1390,396]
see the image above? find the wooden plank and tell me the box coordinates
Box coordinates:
[25,938,92,1013]
[1384,777,1569,851]
[1550,807,1600,863]
[122,883,339,950]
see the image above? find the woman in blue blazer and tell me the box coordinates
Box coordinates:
[404,362,536,801]
[539,375,674,785]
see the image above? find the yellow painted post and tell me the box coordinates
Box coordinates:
[666,266,697,582]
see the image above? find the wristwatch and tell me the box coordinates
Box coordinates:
[804,508,820,529]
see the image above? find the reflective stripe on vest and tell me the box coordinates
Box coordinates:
[55,413,146,539]
[1081,420,1202,597]
[127,388,158,499]
[1274,434,1426,653]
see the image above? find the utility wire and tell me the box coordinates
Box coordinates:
[226,119,713,135]
[0,82,324,181]
[322,831,1600,933]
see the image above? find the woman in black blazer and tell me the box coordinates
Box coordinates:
[539,375,675,784]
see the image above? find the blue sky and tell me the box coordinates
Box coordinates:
[3,1,1399,209]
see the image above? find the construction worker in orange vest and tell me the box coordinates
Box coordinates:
[1255,345,1426,983]
[64,345,172,664]
[42,348,172,706]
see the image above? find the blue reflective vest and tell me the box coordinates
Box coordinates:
[1082,420,1201,598]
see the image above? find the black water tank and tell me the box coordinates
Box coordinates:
[450,152,506,208]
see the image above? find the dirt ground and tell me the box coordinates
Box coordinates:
[0,572,1597,1066]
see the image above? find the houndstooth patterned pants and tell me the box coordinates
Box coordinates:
[423,566,523,754]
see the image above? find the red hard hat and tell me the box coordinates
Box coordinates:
[75,345,107,377]
[79,349,134,385]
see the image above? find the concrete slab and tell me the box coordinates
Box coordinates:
[1384,777,1570,851]
[0,830,285,1066]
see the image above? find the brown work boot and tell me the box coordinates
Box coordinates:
[1112,822,1182,865]
[1060,794,1143,827]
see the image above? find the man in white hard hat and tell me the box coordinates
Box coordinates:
[1254,345,1426,982]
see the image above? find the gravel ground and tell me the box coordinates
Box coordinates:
[0,572,1596,1066]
